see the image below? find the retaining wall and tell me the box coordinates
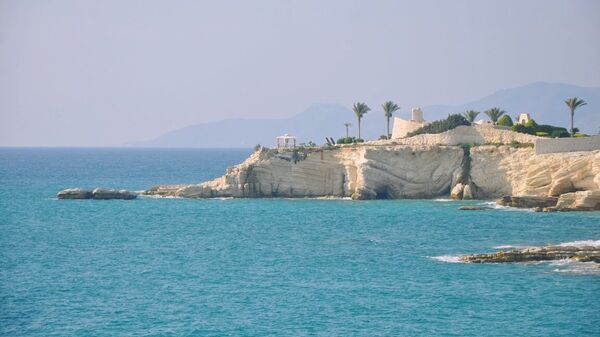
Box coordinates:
[535,136,600,155]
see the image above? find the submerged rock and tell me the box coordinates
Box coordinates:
[458,205,490,211]
[57,188,93,199]
[496,195,558,209]
[460,245,600,263]
[57,188,137,200]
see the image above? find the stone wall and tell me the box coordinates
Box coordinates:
[391,117,427,139]
[535,136,600,155]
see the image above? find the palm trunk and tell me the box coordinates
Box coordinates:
[571,110,574,137]
[386,118,390,139]
[345,126,349,138]
[358,118,361,139]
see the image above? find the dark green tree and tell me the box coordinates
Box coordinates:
[352,102,371,139]
[564,97,587,137]
[484,108,506,125]
[382,101,400,139]
[462,110,480,123]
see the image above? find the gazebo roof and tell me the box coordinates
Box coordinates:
[276,134,296,140]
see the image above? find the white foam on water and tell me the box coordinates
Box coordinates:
[493,245,519,249]
[430,255,463,263]
[209,197,234,200]
[557,240,600,247]
[552,261,600,275]
[433,198,453,202]
[138,194,181,199]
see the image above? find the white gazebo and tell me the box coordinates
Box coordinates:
[276,134,297,150]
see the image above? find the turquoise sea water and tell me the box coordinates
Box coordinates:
[1,148,599,336]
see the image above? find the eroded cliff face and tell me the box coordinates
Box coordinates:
[145,145,465,199]
[469,146,600,198]
[144,145,600,200]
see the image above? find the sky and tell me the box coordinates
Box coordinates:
[1,0,599,147]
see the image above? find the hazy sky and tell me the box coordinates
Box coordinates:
[1,0,599,146]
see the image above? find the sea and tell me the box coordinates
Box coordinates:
[1,148,599,336]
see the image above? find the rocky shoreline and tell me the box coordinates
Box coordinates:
[460,244,600,264]
[496,192,600,211]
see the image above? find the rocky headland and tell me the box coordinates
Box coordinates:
[58,126,600,208]
[142,127,599,208]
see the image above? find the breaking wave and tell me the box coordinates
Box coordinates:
[558,240,600,247]
[430,255,462,263]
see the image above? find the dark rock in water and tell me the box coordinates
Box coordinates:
[57,188,137,200]
[458,205,490,211]
[92,188,137,200]
[460,245,600,263]
[57,188,93,199]
[496,195,558,209]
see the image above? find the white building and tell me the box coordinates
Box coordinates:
[474,120,494,127]
[516,113,531,124]
[391,108,428,139]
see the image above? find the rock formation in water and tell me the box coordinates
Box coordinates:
[460,244,600,264]
[57,188,137,200]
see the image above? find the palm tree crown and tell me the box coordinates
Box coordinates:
[564,97,587,137]
[352,102,371,139]
[382,101,400,139]
[463,110,480,123]
[484,108,506,125]
[343,123,352,138]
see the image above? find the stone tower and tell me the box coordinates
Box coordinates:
[411,108,424,122]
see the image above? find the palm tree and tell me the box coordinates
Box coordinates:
[382,101,400,139]
[344,123,352,138]
[352,102,371,139]
[564,97,587,137]
[484,107,506,125]
[463,110,480,123]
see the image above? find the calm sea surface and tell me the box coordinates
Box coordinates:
[1,148,599,336]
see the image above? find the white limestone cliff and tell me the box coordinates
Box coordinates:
[144,130,599,200]
[145,145,466,199]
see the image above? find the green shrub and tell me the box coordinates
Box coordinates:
[524,119,538,128]
[407,114,470,137]
[336,137,364,144]
[550,130,570,138]
[497,115,513,127]
[511,119,569,138]
[574,133,588,138]
[510,141,534,148]
[253,144,262,152]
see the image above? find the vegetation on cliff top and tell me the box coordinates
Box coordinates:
[407,114,470,137]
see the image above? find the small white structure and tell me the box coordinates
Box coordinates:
[276,134,297,150]
[474,120,494,127]
[391,108,428,139]
[516,113,531,124]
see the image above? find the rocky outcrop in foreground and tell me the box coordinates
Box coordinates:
[496,191,600,211]
[57,188,137,200]
[460,245,600,263]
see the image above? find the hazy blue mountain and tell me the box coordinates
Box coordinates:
[129,82,599,148]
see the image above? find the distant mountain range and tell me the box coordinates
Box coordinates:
[129,82,599,148]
